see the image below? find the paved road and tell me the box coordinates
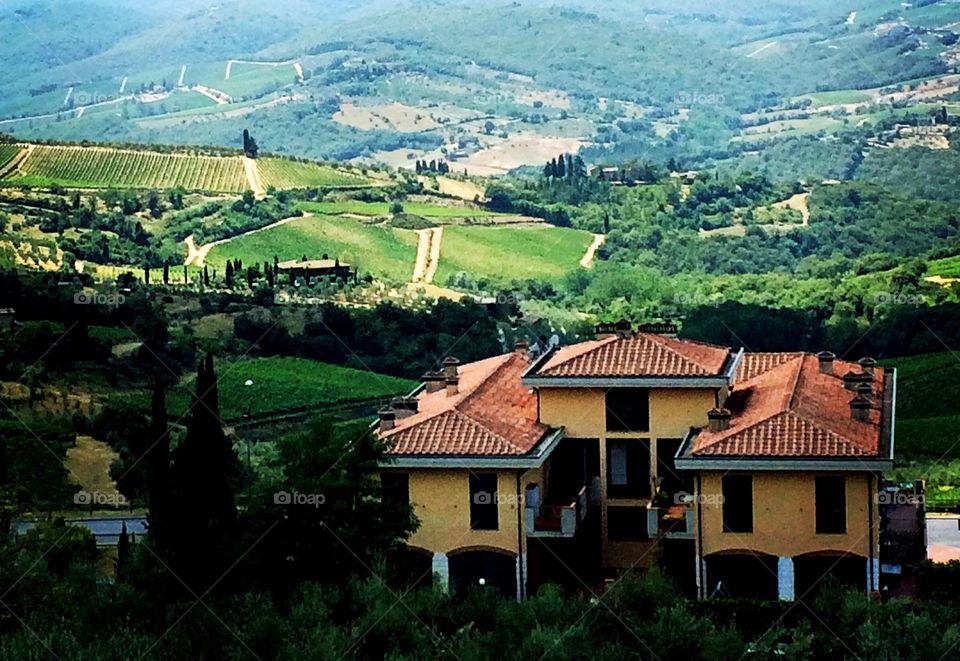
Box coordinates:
[928,516,960,562]
[13,516,147,546]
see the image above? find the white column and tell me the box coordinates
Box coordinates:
[695,554,704,598]
[516,553,526,601]
[866,558,880,594]
[432,552,449,593]
[777,556,795,601]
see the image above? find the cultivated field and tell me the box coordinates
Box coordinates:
[5,146,248,192]
[883,352,960,507]
[155,356,415,420]
[928,255,960,279]
[256,157,375,189]
[204,214,419,282]
[433,225,594,284]
[0,145,21,170]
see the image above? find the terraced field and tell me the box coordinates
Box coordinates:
[257,157,375,189]
[434,225,594,284]
[5,146,248,192]
[204,214,419,282]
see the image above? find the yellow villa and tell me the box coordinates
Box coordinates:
[375,323,897,601]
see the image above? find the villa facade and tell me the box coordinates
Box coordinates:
[375,325,898,601]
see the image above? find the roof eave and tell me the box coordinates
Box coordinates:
[378,426,565,469]
[674,456,894,472]
[522,375,733,388]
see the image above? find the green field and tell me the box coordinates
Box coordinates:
[205,214,419,282]
[0,145,20,169]
[883,352,960,507]
[5,145,248,192]
[928,255,960,279]
[161,356,416,420]
[257,158,374,189]
[793,89,876,107]
[218,62,300,99]
[298,200,504,218]
[434,225,593,284]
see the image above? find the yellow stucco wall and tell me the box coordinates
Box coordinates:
[698,471,878,558]
[538,386,716,567]
[538,387,715,439]
[381,469,530,556]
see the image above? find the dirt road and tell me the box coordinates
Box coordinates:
[579,234,605,268]
[183,213,312,267]
[412,227,443,284]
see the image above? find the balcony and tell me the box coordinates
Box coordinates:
[525,486,589,538]
[646,501,694,539]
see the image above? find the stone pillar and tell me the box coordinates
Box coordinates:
[866,558,880,594]
[777,556,795,601]
[432,552,449,593]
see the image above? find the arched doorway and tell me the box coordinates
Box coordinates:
[448,548,517,599]
[386,546,434,591]
[794,552,866,599]
[705,551,778,599]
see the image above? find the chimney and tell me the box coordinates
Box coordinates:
[817,351,836,375]
[843,370,872,391]
[445,375,459,397]
[514,338,529,357]
[707,407,732,433]
[378,407,396,432]
[391,396,419,419]
[422,371,445,394]
[858,357,877,376]
[850,394,872,422]
[442,356,460,379]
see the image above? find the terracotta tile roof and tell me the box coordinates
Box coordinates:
[536,333,732,378]
[694,355,885,458]
[380,351,549,457]
[736,352,803,381]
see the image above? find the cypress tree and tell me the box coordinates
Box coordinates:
[165,355,239,589]
[115,521,129,582]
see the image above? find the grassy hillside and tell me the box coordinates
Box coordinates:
[883,352,960,507]
[204,214,419,282]
[298,200,505,218]
[162,356,416,420]
[434,225,593,284]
